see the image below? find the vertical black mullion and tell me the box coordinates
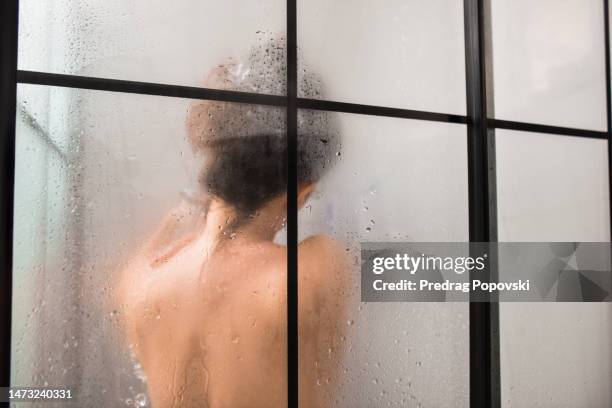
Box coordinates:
[464,0,500,407]
[482,0,501,403]
[0,0,18,394]
[604,0,612,241]
[286,0,298,407]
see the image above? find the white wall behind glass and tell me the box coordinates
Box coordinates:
[491,0,607,130]
[298,0,466,115]
[496,130,612,407]
[18,0,285,91]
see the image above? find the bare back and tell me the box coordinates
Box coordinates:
[118,208,349,408]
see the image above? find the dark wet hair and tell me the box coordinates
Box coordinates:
[186,35,341,215]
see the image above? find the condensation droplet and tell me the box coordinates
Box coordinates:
[134,393,147,407]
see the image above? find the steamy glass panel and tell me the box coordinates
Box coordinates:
[298,111,470,407]
[490,0,607,130]
[298,0,466,114]
[18,0,286,93]
[12,84,287,407]
[496,130,612,407]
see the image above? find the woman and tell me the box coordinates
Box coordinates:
[117,36,349,407]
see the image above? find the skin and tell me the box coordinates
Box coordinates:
[117,184,349,408]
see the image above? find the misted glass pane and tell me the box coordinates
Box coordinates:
[496,130,612,407]
[298,112,470,407]
[18,0,285,93]
[12,83,287,406]
[298,0,466,114]
[491,0,607,130]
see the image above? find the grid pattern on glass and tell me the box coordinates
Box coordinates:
[2,0,611,407]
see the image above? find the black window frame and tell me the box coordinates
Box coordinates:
[1,1,611,407]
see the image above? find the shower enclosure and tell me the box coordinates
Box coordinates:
[1,0,611,407]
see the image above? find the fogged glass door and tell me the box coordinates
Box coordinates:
[3,0,612,407]
[491,0,611,406]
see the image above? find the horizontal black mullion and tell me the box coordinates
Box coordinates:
[17,70,287,107]
[298,97,468,124]
[489,118,608,139]
[19,70,468,124]
[16,71,611,139]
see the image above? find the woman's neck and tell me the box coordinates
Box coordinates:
[204,198,284,243]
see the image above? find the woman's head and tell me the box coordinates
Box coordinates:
[186,35,341,216]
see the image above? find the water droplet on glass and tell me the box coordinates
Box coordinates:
[134,393,147,407]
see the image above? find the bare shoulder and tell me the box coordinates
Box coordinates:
[298,234,350,298]
[299,234,349,274]
[297,235,351,347]
[299,234,344,253]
